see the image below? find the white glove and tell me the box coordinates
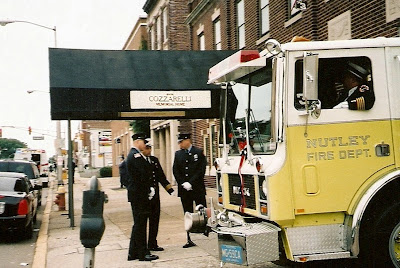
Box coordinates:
[182,182,192,191]
[148,187,155,200]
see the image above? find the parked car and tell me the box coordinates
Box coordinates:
[0,160,42,206]
[0,172,40,239]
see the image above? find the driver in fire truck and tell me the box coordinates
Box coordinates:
[333,61,375,110]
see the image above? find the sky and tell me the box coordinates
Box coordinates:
[0,0,147,156]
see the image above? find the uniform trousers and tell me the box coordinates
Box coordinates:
[128,202,150,258]
[180,190,207,214]
[148,197,161,248]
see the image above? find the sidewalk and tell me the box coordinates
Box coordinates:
[33,173,280,268]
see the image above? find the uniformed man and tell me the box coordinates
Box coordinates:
[172,133,207,248]
[334,61,375,110]
[142,139,174,252]
[126,133,158,262]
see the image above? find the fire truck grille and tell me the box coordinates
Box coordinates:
[228,174,256,210]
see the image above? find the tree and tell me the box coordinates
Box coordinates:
[0,138,27,159]
[130,120,150,137]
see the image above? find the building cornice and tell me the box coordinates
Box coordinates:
[184,0,213,25]
[143,0,157,13]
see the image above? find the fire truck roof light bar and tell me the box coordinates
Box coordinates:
[208,50,265,85]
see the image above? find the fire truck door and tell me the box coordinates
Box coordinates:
[286,48,395,214]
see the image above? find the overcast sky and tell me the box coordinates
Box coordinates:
[0,0,146,156]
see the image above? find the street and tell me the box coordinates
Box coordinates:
[0,187,48,268]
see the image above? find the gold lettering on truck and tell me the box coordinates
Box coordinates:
[306,135,371,161]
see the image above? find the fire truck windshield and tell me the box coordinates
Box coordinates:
[224,64,274,155]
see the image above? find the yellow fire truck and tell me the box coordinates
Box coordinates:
[185,37,400,266]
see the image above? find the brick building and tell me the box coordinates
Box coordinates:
[188,0,399,52]
[130,0,399,183]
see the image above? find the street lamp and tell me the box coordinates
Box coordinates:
[0,20,57,46]
[0,20,62,186]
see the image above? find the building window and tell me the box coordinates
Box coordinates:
[156,16,162,50]
[199,32,205,51]
[163,8,168,41]
[260,0,269,35]
[213,18,221,50]
[237,0,245,49]
[289,0,301,17]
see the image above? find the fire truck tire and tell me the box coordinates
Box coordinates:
[362,202,400,267]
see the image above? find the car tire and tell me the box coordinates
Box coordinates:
[25,220,33,240]
[18,220,33,240]
[33,211,37,224]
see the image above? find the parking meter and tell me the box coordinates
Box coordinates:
[80,176,107,248]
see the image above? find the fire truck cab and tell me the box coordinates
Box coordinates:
[188,37,400,266]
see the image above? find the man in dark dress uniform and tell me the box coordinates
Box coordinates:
[142,139,174,252]
[126,133,158,262]
[172,133,207,248]
[334,61,375,110]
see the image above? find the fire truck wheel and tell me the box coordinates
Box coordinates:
[369,202,400,267]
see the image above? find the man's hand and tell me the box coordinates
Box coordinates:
[148,187,155,200]
[182,182,192,191]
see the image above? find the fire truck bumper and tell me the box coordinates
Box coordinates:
[213,222,281,265]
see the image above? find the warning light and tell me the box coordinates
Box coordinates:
[28,126,32,135]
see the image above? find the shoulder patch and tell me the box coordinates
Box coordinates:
[359,85,369,92]
[134,153,141,158]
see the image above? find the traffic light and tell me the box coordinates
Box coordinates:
[28,126,32,135]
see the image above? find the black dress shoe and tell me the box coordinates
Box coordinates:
[183,241,196,248]
[149,246,164,251]
[139,254,159,261]
[127,255,138,261]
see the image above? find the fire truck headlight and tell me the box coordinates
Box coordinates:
[262,179,268,197]
[259,176,268,200]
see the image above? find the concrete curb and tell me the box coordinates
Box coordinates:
[32,178,55,268]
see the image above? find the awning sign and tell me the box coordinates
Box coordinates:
[130,90,211,109]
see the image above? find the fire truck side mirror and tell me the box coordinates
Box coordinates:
[303,52,319,101]
[302,52,321,119]
[80,176,106,248]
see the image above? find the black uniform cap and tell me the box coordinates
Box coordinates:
[132,133,148,142]
[346,62,369,80]
[177,133,191,143]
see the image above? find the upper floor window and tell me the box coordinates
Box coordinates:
[163,8,168,41]
[260,0,270,35]
[237,0,245,49]
[289,0,301,17]
[199,32,205,51]
[213,18,221,50]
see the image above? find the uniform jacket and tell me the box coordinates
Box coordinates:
[172,146,206,197]
[126,147,152,210]
[338,83,375,110]
[148,155,173,201]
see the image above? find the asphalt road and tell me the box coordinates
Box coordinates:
[0,187,48,268]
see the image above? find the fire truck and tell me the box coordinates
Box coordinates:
[185,37,400,267]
